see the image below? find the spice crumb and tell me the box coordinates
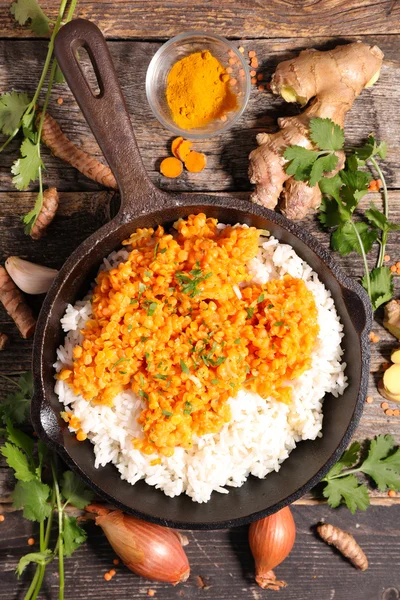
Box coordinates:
[0,515,4,522]
[27,538,35,546]
[248,50,256,58]
[57,97,63,105]
[226,66,233,74]
[104,572,112,581]
[385,409,394,416]
[258,85,265,91]
[366,396,373,404]
[148,591,156,597]
[384,255,390,262]
[388,490,396,497]
[251,77,257,84]
[113,558,119,565]
[220,115,227,122]
[381,402,389,409]
[238,46,245,54]
[228,49,235,57]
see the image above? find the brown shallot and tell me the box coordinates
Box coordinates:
[87,505,190,584]
[249,506,296,590]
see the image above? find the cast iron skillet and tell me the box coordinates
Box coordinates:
[31,19,371,529]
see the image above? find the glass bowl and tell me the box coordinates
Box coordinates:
[146,31,251,140]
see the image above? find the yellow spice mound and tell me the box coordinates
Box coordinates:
[60,214,319,456]
[166,50,237,129]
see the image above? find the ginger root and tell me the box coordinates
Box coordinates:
[317,523,368,571]
[0,332,9,351]
[30,187,59,240]
[249,42,384,219]
[0,266,36,339]
[39,113,118,190]
[384,299,400,340]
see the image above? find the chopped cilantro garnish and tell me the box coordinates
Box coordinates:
[154,242,159,258]
[127,324,133,331]
[147,302,157,316]
[144,270,152,277]
[267,303,274,309]
[111,357,129,370]
[138,283,146,299]
[234,338,241,345]
[274,321,284,327]
[138,389,149,401]
[175,267,212,298]
[160,247,167,254]
[119,371,127,375]
[183,401,193,415]
[162,410,173,418]
[246,307,255,319]
[130,298,138,305]
[154,374,168,380]
[180,359,190,374]
[257,293,265,304]
[211,379,219,385]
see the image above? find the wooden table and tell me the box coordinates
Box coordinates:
[1,2,400,598]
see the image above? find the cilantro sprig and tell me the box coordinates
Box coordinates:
[284,118,399,310]
[321,435,400,513]
[175,263,212,298]
[0,371,94,600]
[0,0,79,234]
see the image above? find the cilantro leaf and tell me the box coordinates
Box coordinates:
[319,173,343,203]
[12,479,51,521]
[359,434,400,491]
[0,442,35,481]
[63,515,87,557]
[284,146,317,181]
[11,138,43,190]
[354,135,387,163]
[5,420,34,457]
[54,63,65,85]
[363,267,394,311]
[366,202,400,232]
[310,118,345,151]
[0,91,31,136]
[318,196,347,228]
[326,441,361,478]
[60,471,94,509]
[16,549,53,578]
[309,154,339,187]
[11,0,50,35]
[323,474,370,514]
[331,222,378,257]
[0,372,33,425]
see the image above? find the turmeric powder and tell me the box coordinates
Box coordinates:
[166,50,237,130]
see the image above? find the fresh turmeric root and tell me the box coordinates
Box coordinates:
[0,333,9,351]
[0,266,36,339]
[249,42,384,219]
[30,187,59,240]
[317,523,368,571]
[39,112,118,190]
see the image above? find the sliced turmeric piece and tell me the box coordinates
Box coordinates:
[378,379,400,403]
[184,151,207,173]
[160,156,183,178]
[176,140,193,161]
[383,364,400,396]
[391,347,400,364]
[171,137,184,158]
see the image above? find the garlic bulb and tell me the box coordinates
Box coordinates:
[5,256,58,295]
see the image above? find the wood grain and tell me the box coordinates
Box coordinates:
[0,1,399,39]
[0,36,399,193]
[0,505,399,600]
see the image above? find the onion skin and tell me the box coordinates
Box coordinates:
[95,510,190,584]
[249,506,296,589]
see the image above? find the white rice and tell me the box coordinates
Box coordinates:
[54,233,347,503]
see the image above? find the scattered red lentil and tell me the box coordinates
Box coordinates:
[381,402,389,409]
[239,68,245,77]
[394,409,400,416]
[385,409,394,416]
[0,515,4,522]
[251,77,257,84]
[57,97,63,105]
[228,57,235,65]
[250,69,256,77]
[113,558,119,565]
[250,58,259,68]
[388,490,397,497]
[220,114,227,122]
[28,538,35,546]
[148,591,156,598]
[257,73,263,81]
[248,50,256,58]
[390,265,397,273]
[226,66,233,74]
[229,78,237,86]
[258,85,265,92]
[104,572,112,581]
[384,255,390,262]
[228,49,235,57]
[396,262,400,268]
[109,569,116,577]
[366,396,373,404]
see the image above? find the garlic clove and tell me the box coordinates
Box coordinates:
[5,256,58,295]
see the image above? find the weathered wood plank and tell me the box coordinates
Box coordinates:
[0,36,399,192]
[0,505,399,600]
[0,1,399,38]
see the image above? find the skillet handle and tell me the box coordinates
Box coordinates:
[54,19,159,218]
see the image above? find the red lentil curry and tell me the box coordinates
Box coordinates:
[59,214,319,456]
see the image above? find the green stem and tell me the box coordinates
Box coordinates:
[370,156,389,268]
[0,373,24,389]
[327,467,362,480]
[23,567,41,600]
[51,460,64,600]
[350,221,371,299]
